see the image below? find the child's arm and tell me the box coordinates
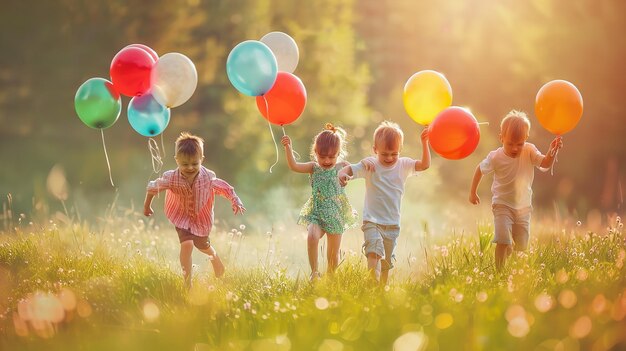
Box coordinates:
[338,164,354,187]
[144,193,155,216]
[213,179,246,215]
[414,128,431,171]
[143,172,173,216]
[360,159,376,172]
[469,165,483,204]
[539,136,563,169]
[281,135,314,173]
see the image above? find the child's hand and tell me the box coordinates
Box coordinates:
[338,173,352,187]
[232,198,246,215]
[281,135,292,148]
[469,192,480,205]
[144,206,154,217]
[420,128,429,143]
[361,159,376,172]
[233,204,246,215]
[550,136,563,152]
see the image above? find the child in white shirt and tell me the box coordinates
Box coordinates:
[339,121,430,285]
[469,110,562,271]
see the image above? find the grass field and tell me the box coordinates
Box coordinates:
[1,203,625,351]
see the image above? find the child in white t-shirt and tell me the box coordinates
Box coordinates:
[469,110,563,271]
[339,121,430,285]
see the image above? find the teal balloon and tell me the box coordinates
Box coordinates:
[74,78,121,129]
[226,40,277,96]
[128,93,170,137]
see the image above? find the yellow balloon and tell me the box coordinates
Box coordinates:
[403,70,453,125]
[535,80,583,135]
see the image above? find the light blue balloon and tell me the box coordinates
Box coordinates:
[128,93,170,137]
[226,40,278,96]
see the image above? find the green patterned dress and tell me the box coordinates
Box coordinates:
[298,163,358,234]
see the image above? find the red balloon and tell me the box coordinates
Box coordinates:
[428,106,480,160]
[110,47,154,97]
[256,72,307,125]
[124,43,159,62]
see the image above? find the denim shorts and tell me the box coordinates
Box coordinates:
[492,204,532,250]
[362,221,400,271]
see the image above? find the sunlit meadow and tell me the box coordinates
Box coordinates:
[1,190,625,350]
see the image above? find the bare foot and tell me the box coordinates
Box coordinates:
[310,271,321,282]
[211,257,225,278]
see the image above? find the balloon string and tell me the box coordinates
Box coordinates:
[101,129,115,187]
[160,133,166,162]
[282,125,301,161]
[149,138,164,175]
[263,95,279,173]
[549,146,559,176]
[478,122,490,125]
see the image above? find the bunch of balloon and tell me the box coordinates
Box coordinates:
[110,44,198,138]
[226,33,307,172]
[428,107,480,160]
[74,77,122,186]
[116,45,198,173]
[76,43,199,184]
[403,70,453,126]
[256,32,306,127]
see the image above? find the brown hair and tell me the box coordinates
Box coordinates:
[175,132,204,157]
[373,121,403,150]
[500,110,530,141]
[310,123,348,161]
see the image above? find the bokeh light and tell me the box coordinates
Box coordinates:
[393,331,428,351]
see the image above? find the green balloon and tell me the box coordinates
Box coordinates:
[74,78,122,129]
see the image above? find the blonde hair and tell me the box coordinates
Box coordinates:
[500,110,530,141]
[310,123,348,161]
[175,132,204,157]
[373,120,404,149]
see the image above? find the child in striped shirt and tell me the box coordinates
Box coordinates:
[144,132,245,286]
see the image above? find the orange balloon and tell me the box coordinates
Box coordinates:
[256,72,307,126]
[428,107,480,160]
[535,80,583,135]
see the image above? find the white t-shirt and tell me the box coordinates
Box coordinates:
[479,143,546,210]
[351,157,418,226]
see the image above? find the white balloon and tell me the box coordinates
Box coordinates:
[151,53,198,108]
[260,32,299,73]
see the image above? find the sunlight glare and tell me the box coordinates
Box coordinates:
[315,297,329,310]
[393,331,427,351]
[46,164,69,201]
[32,292,65,323]
[591,294,607,315]
[507,316,530,338]
[569,316,592,339]
[534,293,554,313]
[318,338,344,351]
[434,313,453,329]
[143,301,160,322]
[76,300,92,318]
[558,290,577,309]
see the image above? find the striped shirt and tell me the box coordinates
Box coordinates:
[147,166,240,237]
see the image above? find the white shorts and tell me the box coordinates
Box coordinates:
[362,221,400,271]
[492,204,531,250]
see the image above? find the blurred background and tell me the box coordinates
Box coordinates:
[1,0,624,234]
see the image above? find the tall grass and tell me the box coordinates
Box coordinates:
[0,203,625,350]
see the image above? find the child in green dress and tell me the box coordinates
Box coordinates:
[281,123,358,280]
